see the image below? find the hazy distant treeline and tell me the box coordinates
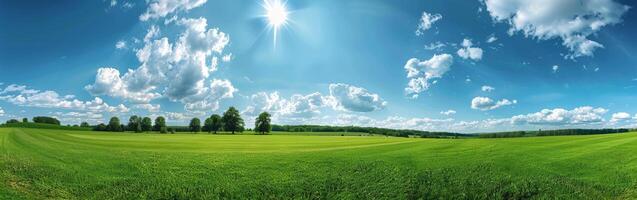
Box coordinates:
[271,124,464,138]
[478,129,632,138]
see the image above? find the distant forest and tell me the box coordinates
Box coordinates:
[2,116,636,138]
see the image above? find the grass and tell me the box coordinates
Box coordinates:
[1,128,637,199]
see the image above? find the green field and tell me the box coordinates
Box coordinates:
[1,128,637,199]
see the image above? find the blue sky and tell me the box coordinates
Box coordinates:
[1,0,636,132]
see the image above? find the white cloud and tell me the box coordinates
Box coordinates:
[144,25,160,43]
[424,42,446,51]
[610,112,632,123]
[85,68,161,103]
[457,38,483,61]
[140,0,207,21]
[552,65,559,73]
[483,0,630,58]
[54,111,104,124]
[133,104,161,113]
[181,79,237,112]
[440,110,456,116]
[222,53,232,62]
[0,84,129,113]
[115,40,127,49]
[110,0,117,7]
[245,92,327,124]
[327,83,387,112]
[481,85,495,92]
[511,106,607,125]
[404,54,454,97]
[415,11,442,36]
[86,17,233,109]
[0,107,4,116]
[487,35,498,43]
[471,96,517,111]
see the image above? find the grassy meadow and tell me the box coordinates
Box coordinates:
[1,127,637,199]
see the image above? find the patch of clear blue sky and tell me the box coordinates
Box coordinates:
[1,0,636,127]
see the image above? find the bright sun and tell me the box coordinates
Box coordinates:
[263,0,289,47]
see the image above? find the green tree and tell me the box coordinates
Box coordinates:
[210,114,222,134]
[22,118,28,123]
[222,107,244,134]
[254,112,272,134]
[141,117,152,132]
[93,123,107,131]
[203,117,213,133]
[80,122,90,127]
[128,115,140,132]
[108,117,122,132]
[6,119,20,124]
[32,116,61,125]
[154,116,167,133]
[189,118,201,133]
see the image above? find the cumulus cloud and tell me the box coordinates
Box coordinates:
[140,0,207,21]
[457,38,483,61]
[511,106,607,125]
[0,107,4,116]
[0,84,129,113]
[483,0,630,58]
[54,111,104,124]
[326,83,386,112]
[133,104,161,113]
[181,79,237,112]
[404,54,454,97]
[244,92,327,124]
[610,112,632,123]
[481,85,495,92]
[471,96,517,111]
[85,68,161,103]
[440,110,456,116]
[86,17,233,111]
[416,11,442,36]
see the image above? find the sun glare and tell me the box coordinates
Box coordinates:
[263,0,289,48]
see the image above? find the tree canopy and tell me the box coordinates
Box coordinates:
[222,107,244,134]
[189,118,201,133]
[255,112,272,134]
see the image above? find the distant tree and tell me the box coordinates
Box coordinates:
[254,112,272,134]
[93,123,107,131]
[22,118,28,123]
[80,122,90,127]
[153,116,166,132]
[203,117,213,133]
[141,117,152,132]
[189,118,201,133]
[160,126,168,134]
[222,107,244,134]
[210,114,222,134]
[128,115,140,132]
[6,119,20,124]
[108,117,122,132]
[32,116,61,125]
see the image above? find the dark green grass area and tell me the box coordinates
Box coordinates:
[1,128,637,199]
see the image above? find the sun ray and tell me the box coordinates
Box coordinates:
[262,0,289,48]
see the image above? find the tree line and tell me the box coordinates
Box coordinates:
[477,128,631,138]
[271,124,463,138]
[92,107,272,134]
